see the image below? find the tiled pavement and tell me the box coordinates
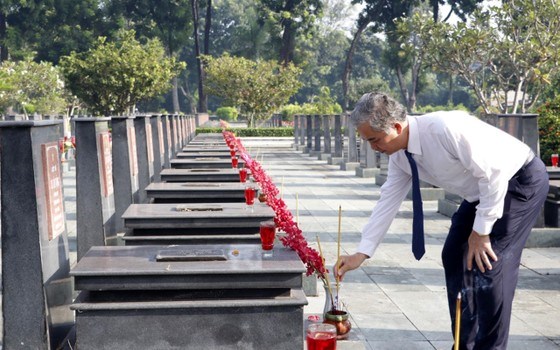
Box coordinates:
[62,142,560,350]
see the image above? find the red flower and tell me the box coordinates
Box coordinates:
[222,131,328,280]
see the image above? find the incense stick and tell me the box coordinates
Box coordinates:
[336,205,342,310]
[316,235,335,312]
[454,292,462,350]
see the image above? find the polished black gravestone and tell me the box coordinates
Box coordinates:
[171,158,244,169]
[175,151,232,159]
[0,120,73,349]
[545,180,560,227]
[70,245,307,350]
[145,182,248,203]
[121,202,274,236]
[111,116,141,233]
[134,115,155,203]
[181,145,231,152]
[74,117,117,260]
[160,168,243,182]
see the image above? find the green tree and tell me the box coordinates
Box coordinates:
[202,54,302,127]
[60,30,185,116]
[0,58,67,116]
[408,0,560,114]
[257,0,323,65]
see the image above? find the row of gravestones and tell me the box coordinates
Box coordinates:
[0,114,308,349]
[70,126,306,349]
[293,113,560,243]
[0,114,192,349]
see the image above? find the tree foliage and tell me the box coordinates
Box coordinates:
[60,30,185,116]
[257,0,323,65]
[0,58,67,116]
[202,54,302,127]
[404,0,560,114]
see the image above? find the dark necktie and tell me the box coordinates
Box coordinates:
[405,150,425,260]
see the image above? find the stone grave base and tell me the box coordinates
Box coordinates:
[72,290,306,350]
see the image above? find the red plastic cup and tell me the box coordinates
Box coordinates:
[552,154,558,167]
[231,157,239,168]
[306,323,337,350]
[259,220,275,250]
[239,168,248,183]
[244,186,255,208]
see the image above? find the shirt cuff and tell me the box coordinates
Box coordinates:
[473,216,495,235]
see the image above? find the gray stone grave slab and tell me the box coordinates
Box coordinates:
[312,114,321,155]
[122,202,275,236]
[70,245,307,350]
[160,168,243,182]
[161,115,172,168]
[74,117,117,261]
[171,157,244,169]
[547,166,560,180]
[293,115,299,147]
[145,182,248,203]
[318,115,332,160]
[122,232,261,246]
[111,116,141,233]
[134,115,155,203]
[150,114,164,181]
[0,120,73,349]
[328,114,344,165]
[170,114,180,157]
[545,180,560,227]
[181,145,231,152]
[305,115,313,153]
[175,151,231,159]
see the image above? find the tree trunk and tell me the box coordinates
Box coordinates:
[447,75,454,104]
[342,21,369,111]
[172,77,180,113]
[280,19,296,66]
[395,67,410,112]
[204,0,212,55]
[0,11,7,62]
[191,0,207,113]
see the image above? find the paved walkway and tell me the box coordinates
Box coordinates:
[62,143,560,350]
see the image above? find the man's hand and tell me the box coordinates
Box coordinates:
[467,230,498,273]
[334,253,369,281]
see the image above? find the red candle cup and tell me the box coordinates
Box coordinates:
[239,168,248,183]
[306,323,337,350]
[231,156,239,168]
[230,149,236,157]
[244,186,256,211]
[259,220,276,251]
[552,153,558,167]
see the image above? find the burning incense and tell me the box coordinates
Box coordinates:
[336,205,342,310]
[316,235,335,311]
[454,292,462,350]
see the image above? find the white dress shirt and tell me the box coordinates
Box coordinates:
[357,111,534,258]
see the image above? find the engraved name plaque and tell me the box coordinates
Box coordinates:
[42,142,65,240]
[98,132,114,197]
[156,248,227,262]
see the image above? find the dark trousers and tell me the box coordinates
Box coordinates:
[442,157,549,350]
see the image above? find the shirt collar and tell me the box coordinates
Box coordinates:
[406,115,422,156]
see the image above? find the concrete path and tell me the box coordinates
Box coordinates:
[61,143,560,350]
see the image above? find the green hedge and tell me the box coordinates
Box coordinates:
[196,127,294,137]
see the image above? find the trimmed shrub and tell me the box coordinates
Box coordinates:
[216,106,238,121]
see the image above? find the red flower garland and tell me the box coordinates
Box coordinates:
[222,131,327,279]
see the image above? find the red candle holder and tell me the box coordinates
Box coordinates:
[231,157,239,168]
[239,168,248,183]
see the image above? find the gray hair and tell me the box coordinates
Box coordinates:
[349,92,407,133]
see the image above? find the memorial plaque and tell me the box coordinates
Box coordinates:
[98,132,114,197]
[127,127,138,176]
[146,123,154,164]
[41,142,65,240]
[155,248,227,262]
[166,117,172,153]
[173,117,178,148]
